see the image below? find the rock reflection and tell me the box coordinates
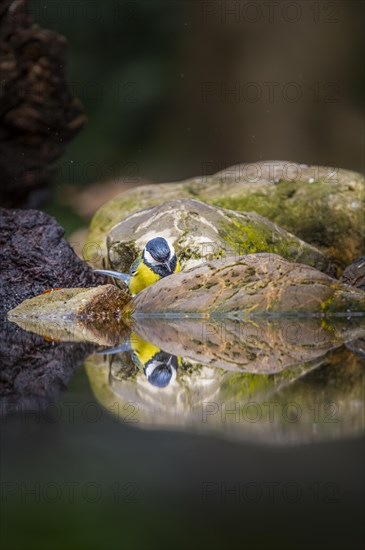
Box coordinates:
[85,317,365,445]
[0,317,94,416]
[134,316,365,373]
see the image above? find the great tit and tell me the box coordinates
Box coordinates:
[101,333,180,388]
[95,237,180,294]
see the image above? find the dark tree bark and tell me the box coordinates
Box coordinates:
[0,0,86,207]
[0,208,108,314]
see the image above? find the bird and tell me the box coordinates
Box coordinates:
[101,333,181,388]
[94,237,180,294]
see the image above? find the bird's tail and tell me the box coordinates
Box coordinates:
[94,269,131,284]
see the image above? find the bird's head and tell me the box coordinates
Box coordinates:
[143,237,176,274]
[144,354,178,388]
[128,333,178,388]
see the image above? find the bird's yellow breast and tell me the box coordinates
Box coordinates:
[129,261,161,294]
[130,333,183,370]
[130,333,161,366]
[129,257,181,294]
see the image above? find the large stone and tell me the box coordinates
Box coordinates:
[106,198,331,274]
[87,161,364,271]
[134,253,365,315]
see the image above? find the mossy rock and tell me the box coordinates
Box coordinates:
[87,161,364,272]
[105,198,331,274]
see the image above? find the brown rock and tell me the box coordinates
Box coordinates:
[8,285,133,321]
[340,256,365,290]
[7,285,133,346]
[134,253,365,315]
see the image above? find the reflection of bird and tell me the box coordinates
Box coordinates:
[101,333,181,389]
[95,237,180,294]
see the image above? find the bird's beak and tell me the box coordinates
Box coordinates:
[165,261,172,273]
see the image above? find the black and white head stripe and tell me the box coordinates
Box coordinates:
[143,237,175,265]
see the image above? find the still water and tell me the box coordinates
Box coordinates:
[1,314,364,549]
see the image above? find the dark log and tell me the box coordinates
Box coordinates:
[0,207,107,313]
[0,0,86,207]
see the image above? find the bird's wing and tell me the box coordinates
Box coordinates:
[129,256,141,276]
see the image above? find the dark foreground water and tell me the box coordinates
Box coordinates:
[1,315,364,550]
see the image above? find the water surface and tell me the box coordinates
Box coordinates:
[1,314,364,549]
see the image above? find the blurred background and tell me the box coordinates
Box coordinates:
[2,3,365,549]
[27,0,364,235]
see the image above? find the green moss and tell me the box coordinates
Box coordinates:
[320,288,365,314]
[219,362,319,403]
[175,228,205,264]
[320,318,336,332]
[179,245,202,263]
[87,197,143,262]
[211,179,362,269]
[219,218,269,256]
[217,210,330,271]
[219,217,286,260]
[111,353,140,381]
[320,295,335,313]
[220,372,273,401]
[108,239,139,272]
